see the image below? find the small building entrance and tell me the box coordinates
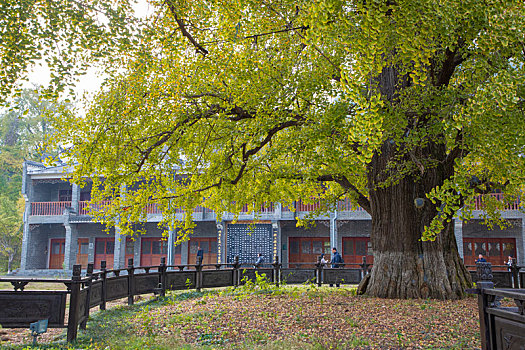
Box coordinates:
[289,237,330,266]
[49,238,65,269]
[188,238,217,265]
[342,237,373,265]
[94,238,114,269]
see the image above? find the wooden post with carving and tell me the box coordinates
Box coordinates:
[100,260,107,310]
[159,257,167,297]
[67,265,82,342]
[80,263,94,330]
[196,255,203,292]
[127,258,135,305]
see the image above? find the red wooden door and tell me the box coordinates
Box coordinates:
[188,238,217,266]
[289,237,331,267]
[140,237,168,266]
[49,239,65,269]
[76,238,89,268]
[94,238,115,269]
[342,237,373,265]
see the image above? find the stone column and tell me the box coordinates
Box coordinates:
[181,240,189,265]
[330,211,339,252]
[113,225,127,270]
[454,218,464,259]
[63,220,78,271]
[20,196,32,271]
[167,228,175,267]
[71,184,80,214]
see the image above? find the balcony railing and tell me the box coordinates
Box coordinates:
[33,195,518,217]
[31,201,72,216]
[78,200,113,215]
[282,199,365,212]
[471,193,521,211]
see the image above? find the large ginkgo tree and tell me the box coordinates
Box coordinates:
[45,0,525,299]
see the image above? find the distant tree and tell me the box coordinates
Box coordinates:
[0,196,22,273]
[0,88,67,272]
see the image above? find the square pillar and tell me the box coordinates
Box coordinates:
[330,211,339,252]
[167,229,175,266]
[181,240,189,265]
[113,225,126,269]
[454,218,464,259]
[20,199,32,271]
[71,184,80,214]
[64,222,78,271]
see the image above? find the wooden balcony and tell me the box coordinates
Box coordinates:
[30,195,519,217]
[471,193,521,211]
[31,201,72,216]
[78,200,113,215]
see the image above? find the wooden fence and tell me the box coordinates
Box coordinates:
[0,256,372,342]
[2,258,523,344]
[467,262,525,350]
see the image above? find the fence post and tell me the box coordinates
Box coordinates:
[476,262,494,350]
[127,258,135,306]
[80,263,94,330]
[67,265,82,342]
[196,255,203,292]
[233,255,240,287]
[159,257,166,297]
[315,256,323,287]
[100,261,107,310]
[272,255,280,287]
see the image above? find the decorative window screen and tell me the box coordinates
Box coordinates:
[227,224,273,264]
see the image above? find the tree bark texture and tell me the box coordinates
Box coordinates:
[365,141,472,299]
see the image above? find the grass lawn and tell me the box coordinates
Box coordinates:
[0,282,482,349]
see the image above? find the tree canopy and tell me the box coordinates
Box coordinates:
[3,0,525,298]
[1,0,139,101]
[50,0,525,238]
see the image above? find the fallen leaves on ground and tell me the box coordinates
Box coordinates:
[130,288,482,348]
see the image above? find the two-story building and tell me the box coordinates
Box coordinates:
[19,161,525,274]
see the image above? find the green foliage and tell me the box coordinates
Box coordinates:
[0,88,68,272]
[40,0,525,244]
[0,0,142,102]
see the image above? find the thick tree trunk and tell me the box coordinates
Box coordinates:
[365,141,472,299]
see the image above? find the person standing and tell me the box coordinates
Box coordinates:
[330,247,344,287]
[196,245,204,265]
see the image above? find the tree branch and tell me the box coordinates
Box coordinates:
[165,1,209,56]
